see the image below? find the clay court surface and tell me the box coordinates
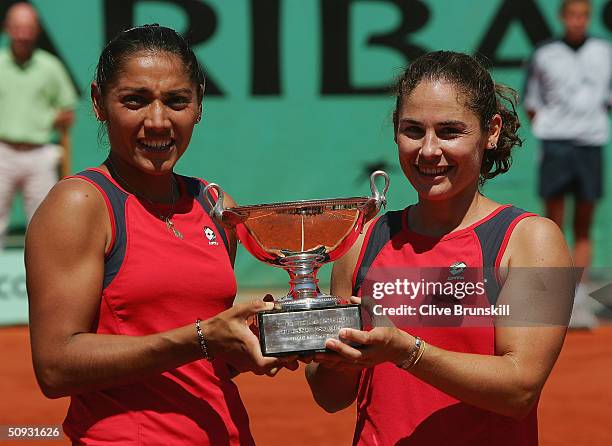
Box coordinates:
[1,325,611,446]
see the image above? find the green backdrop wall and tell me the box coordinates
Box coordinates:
[2,0,611,289]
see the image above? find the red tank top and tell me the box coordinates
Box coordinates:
[62,169,254,445]
[351,205,538,446]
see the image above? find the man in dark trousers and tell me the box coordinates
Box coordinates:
[524,0,611,328]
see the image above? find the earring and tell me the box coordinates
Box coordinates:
[195,114,202,123]
[490,143,497,149]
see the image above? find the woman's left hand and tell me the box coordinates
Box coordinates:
[314,327,412,370]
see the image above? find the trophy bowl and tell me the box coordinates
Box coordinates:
[204,171,389,356]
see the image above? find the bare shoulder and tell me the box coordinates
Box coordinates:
[224,192,238,208]
[26,177,111,257]
[31,177,108,226]
[505,216,572,268]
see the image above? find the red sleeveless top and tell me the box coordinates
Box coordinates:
[62,169,254,445]
[351,205,538,446]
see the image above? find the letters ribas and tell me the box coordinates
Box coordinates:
[5,0,610,98]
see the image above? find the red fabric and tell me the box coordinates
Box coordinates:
[63,170,253,445]
[353,206,538,446]
[352,215,382,289]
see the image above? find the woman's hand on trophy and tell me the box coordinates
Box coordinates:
[314,327,412,370]
[201,300,298,376]
[349,295,396,329]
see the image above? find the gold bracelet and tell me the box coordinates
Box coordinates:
[396,336,422,370]
[411,339,426,369]
[195,319,213,361]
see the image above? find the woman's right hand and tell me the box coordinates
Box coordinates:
[201,299,299,376]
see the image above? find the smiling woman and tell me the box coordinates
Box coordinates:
[306,51,575,445]
[24,25,298,445]
[91,25,204,196]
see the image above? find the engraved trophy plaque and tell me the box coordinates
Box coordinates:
[204,171,390,356]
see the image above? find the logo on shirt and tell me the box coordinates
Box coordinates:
[446,261,467,280]
[203,226,219,245]
[449,261,467,277]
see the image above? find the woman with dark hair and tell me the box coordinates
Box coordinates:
[26,25,296,445]
[306,51,574,445]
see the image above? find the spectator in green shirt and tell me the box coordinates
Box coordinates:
[0,2,77,249]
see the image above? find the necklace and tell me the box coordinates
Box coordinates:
[106,158,184,240]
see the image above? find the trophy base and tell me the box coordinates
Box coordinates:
[257,303,362,356]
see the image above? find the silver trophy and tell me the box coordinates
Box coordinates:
[204,171,389,356]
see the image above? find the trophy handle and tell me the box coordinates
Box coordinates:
[203,183,247,227]
[202,182,225,221]
[369,170,390,211]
